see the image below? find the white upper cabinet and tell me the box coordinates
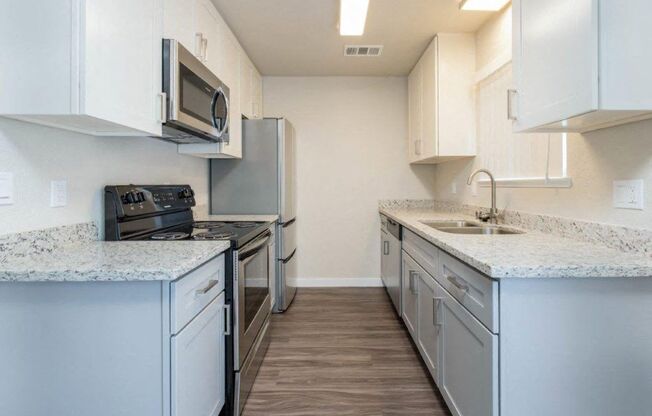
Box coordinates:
[240,54,264,120]
[408,34,476,164]
[512,0,652,133]
[0,0,163,136]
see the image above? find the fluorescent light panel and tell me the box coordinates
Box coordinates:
[340,0,369,36]
[459,0,510,11]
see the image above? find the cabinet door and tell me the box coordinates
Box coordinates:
[408,61,423,162]
[420,38,438,159]
[217,26,243,158]
[83,0,163,135]
[513,0,598,131]
[252,69,263,119]
[401,252,419,341]
[240,54,254,119]
[194,0,222,75]
[439,289,498,416]
[417,271,442,384]
[163,0,195,52]
[171,293,225,416]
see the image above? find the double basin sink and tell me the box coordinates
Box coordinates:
[420,220,524,235]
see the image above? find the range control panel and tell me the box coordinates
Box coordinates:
[105,185,196,218]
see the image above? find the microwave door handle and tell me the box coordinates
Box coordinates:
[211,86,230,142]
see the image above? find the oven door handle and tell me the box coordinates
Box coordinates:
[238,230,272,262]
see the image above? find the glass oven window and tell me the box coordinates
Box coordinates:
[242,247,269,329]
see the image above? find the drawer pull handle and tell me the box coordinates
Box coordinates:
[446,275,469,293]
[195,279,219,296]
[383,241,390,255]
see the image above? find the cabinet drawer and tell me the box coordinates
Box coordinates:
[403,228,439,278]
[438,251,498,333]
[171,254,225,334]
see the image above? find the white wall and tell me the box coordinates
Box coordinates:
[0,118,208,235]
[264,77,436,282]
[433,6,652,230]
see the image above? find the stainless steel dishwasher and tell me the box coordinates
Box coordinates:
[380,214,401,315]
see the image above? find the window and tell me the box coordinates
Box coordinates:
[475,64,571,188]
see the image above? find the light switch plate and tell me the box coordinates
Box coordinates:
[0,172,14,205]
[613,179,644,210]
[50,180,67,208]
[471,180,478,197]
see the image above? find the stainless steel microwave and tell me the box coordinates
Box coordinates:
[160,39,230,144]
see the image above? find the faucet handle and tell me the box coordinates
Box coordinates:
[476,210,491,222]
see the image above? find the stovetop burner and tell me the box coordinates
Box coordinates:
[150,232,191,241]
[232,222,258,228]
[192,221,226,229]
[193,231,237,240]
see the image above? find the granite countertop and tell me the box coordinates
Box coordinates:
[381,208,652,279]
[0,240,230,283]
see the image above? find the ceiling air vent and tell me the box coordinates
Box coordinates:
[344,45,383,57]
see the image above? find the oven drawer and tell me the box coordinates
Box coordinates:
[171,254,225,334]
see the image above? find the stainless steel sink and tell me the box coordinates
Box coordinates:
[436,226,524,235]
[420,220,481,228]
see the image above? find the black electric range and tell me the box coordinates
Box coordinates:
[103,184,269,248]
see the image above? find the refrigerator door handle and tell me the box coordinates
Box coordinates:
[280,248,297,264]
[281,218,296,228]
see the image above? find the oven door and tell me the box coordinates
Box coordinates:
[237,230,272,366]
[163,39,230,143]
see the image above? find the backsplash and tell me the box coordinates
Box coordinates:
[379,199,652,257]
[0,222,98,261]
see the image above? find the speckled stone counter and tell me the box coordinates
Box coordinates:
[381,208,652,279]
[0,223,230,282]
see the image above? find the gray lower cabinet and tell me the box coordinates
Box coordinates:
[416,262,442,383]
[401,251,419,340]
[439,288,499,416]
[171,292,226,416]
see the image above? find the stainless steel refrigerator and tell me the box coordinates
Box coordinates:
[210,118,297,312]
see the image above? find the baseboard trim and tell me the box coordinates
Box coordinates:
[292,277,383,288]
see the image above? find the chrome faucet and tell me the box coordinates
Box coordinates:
[467,168,498,224]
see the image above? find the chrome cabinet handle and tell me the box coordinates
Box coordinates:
[202,37,208,62]
[409,271,419,294]
[446,275,469,293]
[195,33,204,59]
[507,89,518,121]
[195,279,219,296]
[432,297,443,326]
[383,241,389,255]
[224,304,231,336]
[157,92,167,123]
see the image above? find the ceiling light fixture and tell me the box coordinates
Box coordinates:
[459,0,510,11]
[339,0,369,36]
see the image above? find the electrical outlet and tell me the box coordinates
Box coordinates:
[50,180,68,208]
[471,180,478,197]
[613,180,644,210]
[0,172,14,205]
[451,182,457,194]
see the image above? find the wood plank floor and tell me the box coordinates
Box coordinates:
[242,288,452,416]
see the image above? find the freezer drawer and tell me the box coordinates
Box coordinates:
[279,219,297,259]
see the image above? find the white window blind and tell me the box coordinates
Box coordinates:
[476,64,570,188]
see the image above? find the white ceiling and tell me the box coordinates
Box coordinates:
[211,0,495,76]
